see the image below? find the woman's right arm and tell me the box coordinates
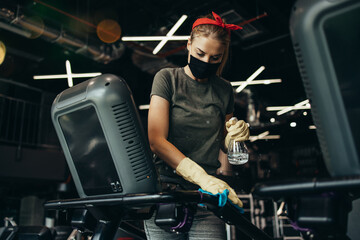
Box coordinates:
[147,95,186,169]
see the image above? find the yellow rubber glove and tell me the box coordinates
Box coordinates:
[176,157,243,208]
[224,118,250,152]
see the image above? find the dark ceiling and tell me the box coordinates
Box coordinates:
[0,0,319,161]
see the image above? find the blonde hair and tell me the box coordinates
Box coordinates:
[190,14,231,76]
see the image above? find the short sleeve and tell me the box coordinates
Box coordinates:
[150,69,172,102]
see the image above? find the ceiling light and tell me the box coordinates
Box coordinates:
[122,36,189,41]
[65,60,73,87]
[266,105,311,111]
[33,60,102,87]
[167,15,188,36]
[231,79,281,86]
[33,73,102,79]
[235,66,265,93]
[309,125,316,129]
[270,118,275,123]
[250,131,269,142]
[290,122,297,127]
[277,202,285,216]
[261,135,280,140]
[303,111,308,116]
[249,132,280,142]
[139,104,150,110]
[276,99,310,116]
[96,19,122,43]
[152,15,188,55]
[0,41,6,65]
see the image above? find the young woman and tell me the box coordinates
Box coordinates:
[144,12,250,240]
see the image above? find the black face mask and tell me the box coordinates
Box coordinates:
[188,55,221,79]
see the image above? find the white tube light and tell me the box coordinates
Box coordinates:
[65,60,73,87]
[235,66,265,93]
[277,202,285,216]
[0,41,6,65]
[249,134,280,142]
[167,15,188,36]
[277,99,310,116]
[231,79,282,86]
[309,125,317,129]
[266,105,311,111]
[121,36,190,41]
[152,40,169,55]
[250,131,270,142]
[139,104,150,110]
[33,60,102,88]
[153,15,188,55]
[33,73,102,79]
[262,135,280,140]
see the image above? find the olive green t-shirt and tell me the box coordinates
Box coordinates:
[151,67,234,177]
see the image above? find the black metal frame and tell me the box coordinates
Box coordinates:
[45,190,273,240]
[252,176,360,240]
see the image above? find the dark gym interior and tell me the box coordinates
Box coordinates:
[0,0,359,239]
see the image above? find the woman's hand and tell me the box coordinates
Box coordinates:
[176,157,243,208]
[224,118,250,151]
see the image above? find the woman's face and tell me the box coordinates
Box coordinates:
[187,36,226,64]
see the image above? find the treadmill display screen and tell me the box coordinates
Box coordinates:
[59,105,122,195]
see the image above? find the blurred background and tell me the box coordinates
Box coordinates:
[0,0,329,238]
